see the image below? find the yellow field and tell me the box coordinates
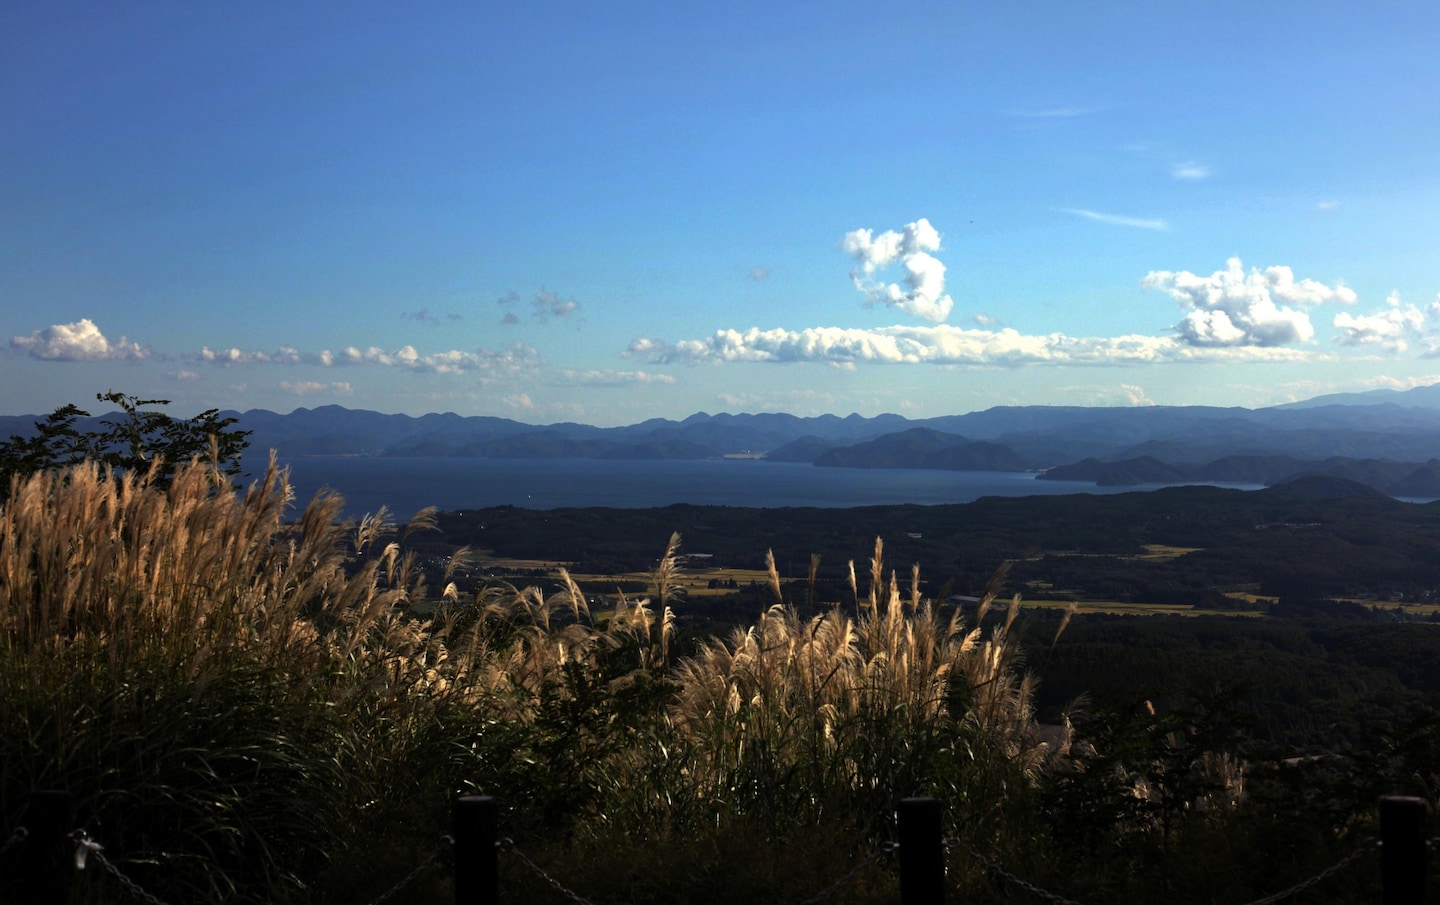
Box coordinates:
[1131,544,1203,561]
[1019,600,1263,617]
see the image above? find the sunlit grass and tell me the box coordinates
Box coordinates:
[1,458,1064,903]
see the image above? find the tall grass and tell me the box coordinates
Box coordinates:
[0,457,1067,903]
[0,457,487,903]
[667,540,1066,841]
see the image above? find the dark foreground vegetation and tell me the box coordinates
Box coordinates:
[3,442,1440,901]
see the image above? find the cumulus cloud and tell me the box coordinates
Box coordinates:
[165,369,200,382]
[1143,257,1357,348]
[1333,291,1430,351]
[625,324,1310,368]
[198,346,305,365]
[11,319,151,361]
[553,369,676,387]
[1061,209,1169,231]
[840,218,954,323]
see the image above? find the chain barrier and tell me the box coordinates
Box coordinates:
[945,836,1087,905]
[797,840,897,905]
[71,830,173,905]
[363,834,455,905]
[945,835,1379,905]
[0,818,1390,905]
[499,838,598,905]
[1228,839,1377,905]
[64,828,456,905]
[500,836,898,905]
[0,826,27,859]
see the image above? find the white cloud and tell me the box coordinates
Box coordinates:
[1119,384,1156,406]
[717,389,839,412]
[165,369,200,381]
[1009,106,1101,118]
[553,369,677,387]
[533,288,579,319]
[280,381,353,396]
[11,319,151,361]
[748,267,771,281]
[1143,257,1357,348]
[1318,200,1340,211]
[503,393,535,413]
[1061,209,1169,231]
[194,342,541,375]
[626,324,1311,367]
[1357,375,1440,391]
[1333,291,1430,351]
[840,218,955,323]
[1171,161,1211,180]
[198,346,305,365]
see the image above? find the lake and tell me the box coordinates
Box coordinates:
[261,456,1265,520]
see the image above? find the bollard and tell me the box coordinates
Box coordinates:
[453,795,498,905]
[898,797,945,905]
[1381,795,1428,905]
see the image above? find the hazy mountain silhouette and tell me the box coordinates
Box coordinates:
[8,390,1440,498]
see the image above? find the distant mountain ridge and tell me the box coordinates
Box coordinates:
[6,390,1440,498]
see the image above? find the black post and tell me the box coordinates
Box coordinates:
[1381,795,1427,905]
[11,790,75,905]
[898,796,944,905]
[453,795,498,905]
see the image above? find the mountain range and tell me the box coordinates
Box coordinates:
[6,382,1440,496]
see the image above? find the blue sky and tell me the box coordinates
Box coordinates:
[3,1,1439,425]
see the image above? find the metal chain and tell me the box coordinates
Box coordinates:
[1228,838,1377,905]
[71,830,172,905]
[0,826,27,859]
[797,840,898,905]
[364,835,455,905]
[945,836,1087,905]
[499,838,598,905]
[945,835,1378,905]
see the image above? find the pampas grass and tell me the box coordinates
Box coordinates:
[0,456,1067,903]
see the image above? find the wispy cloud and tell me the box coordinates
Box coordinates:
[748,267,771,281]
[1318,200,1340,211]
[10,319,153,361]
[497,288,581,324]
[1171,161,1211,180]
[403,307,461,325]
[1061,209,1170,231]
[553,369,676,387]
[280,380,353,397]
[195,342,542,375]
[1009,105,1101,118]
